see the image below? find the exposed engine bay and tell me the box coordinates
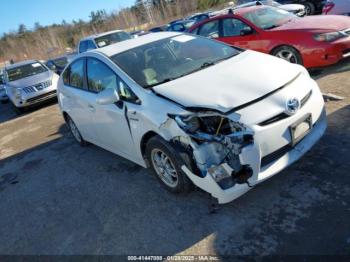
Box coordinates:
[167,111,254,191]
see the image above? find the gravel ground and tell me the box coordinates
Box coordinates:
[0,59,349,257]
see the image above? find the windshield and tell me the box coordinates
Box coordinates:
[6,62,48,82]
[243,6,296,30]
[95,31,132,48]
[111,35,240,88]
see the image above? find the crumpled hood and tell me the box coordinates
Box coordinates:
[280,4,305,12]
[273,15,350,32]
[153,50,301,113]
[6,70,52,89]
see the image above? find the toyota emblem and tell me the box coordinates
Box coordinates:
[286,97,300,115]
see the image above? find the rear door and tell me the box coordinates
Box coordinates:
[61,58,98,142]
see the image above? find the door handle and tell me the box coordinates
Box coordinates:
[128,110,137,115]
[88,104,95,112]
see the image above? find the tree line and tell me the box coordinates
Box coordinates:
[0,0,230,63]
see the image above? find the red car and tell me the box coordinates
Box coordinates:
[188,6,350,68]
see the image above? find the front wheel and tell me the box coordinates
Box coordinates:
[12,103,26,115]
[145,136,194,193]
[271,46,303,65]
[303,2,315,15]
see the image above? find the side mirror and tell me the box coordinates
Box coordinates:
[240,27,253,36]
[96,88,120,105]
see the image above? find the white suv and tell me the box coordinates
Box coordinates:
[58,33,326,204]
[4,60,59,112]
[78,30,132,54]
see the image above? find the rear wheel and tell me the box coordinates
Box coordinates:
[272,46,303,65]
[146,136,194,193]
[303,2,315,15]
[66,115,87,146]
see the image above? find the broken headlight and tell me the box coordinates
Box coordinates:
[174,115,201,133]
[171,113,254,145]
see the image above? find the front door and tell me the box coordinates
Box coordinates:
[85,58,136,158]
[217,18,263,52]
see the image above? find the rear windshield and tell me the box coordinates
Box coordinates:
[6,62,48,82]
[94,32,132,48]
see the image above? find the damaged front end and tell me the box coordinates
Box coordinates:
[162,110,256,204]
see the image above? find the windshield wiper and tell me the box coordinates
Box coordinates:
[264,25,280,30]
[144,78,174,89]
[200,61,215,69]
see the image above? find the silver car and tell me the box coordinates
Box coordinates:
[4,60,59,112]
[235,0,306,16]
[0,70,8,103]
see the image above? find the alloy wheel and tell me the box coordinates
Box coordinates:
[151,149,179,188]
[275,49,298,64]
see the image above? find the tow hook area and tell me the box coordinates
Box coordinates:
[182,164,253,205]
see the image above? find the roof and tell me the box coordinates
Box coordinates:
[93,32,181,57]
[5,60,38,70]
[80,29,125,41]
[234,5,266,15]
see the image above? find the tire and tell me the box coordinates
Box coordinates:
[271,45,303,65]
[1,97,9,104]
[12,103,26,115]
[303,1,315,15]
[66,115,87,146]
[145,136,194,193]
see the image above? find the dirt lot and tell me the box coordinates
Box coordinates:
[0,59,350,257]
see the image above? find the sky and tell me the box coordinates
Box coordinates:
[1,0,135,34]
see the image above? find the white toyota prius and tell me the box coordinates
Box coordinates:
[58,32,326,204]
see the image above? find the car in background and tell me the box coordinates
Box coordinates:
[3,60,59,112]
[58,32,326,204]
[235,0,306,16]
[130,30,150,38]
[237,0,325,15]
[323,0,350,15]
[168,19,183,25]
[188,6,350,68]
[0,70,8,103]
[167,20,196,32]
[149,25,168,32]
[186,12,210,22]
[78,30,132,53]
[46,55,74,75]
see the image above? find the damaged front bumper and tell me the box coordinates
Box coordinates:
[181,108,327,204]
